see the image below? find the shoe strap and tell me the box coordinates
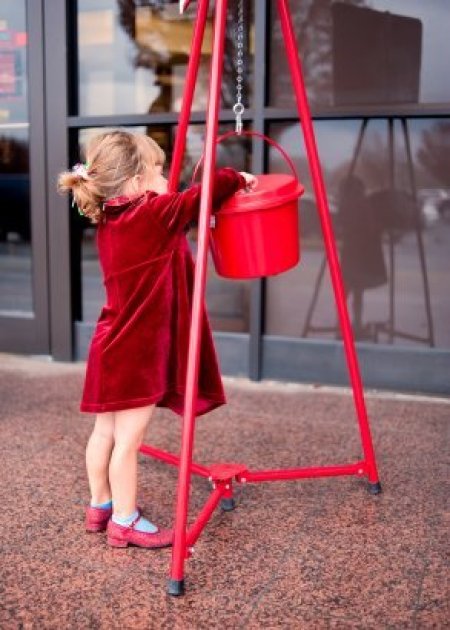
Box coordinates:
[128,509,141,530]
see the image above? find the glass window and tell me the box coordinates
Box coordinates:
[77,124,252,332]
[76,1,254,116]
[269,0,450,110]
[265,119,450,349]
[0,0,32,313]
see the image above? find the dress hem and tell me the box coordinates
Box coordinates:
[80,388,226,417]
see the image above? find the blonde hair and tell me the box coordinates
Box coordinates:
[57,130,165,223]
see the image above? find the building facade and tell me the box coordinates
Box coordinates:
[1,0,449,394]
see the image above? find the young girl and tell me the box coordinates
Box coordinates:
[58,130,255,549]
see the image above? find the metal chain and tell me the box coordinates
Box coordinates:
[233,0,245,134]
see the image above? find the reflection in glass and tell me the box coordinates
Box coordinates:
[78,124,252,332]
[0,0,32,313]
[269,0,450,109]
[77,1,254,116]
[265,119,450,349]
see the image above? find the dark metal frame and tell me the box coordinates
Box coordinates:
[0,0,50,354]
[42,0,74,360]
[0,0,76,359]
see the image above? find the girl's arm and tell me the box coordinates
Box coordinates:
[148,167,247,233]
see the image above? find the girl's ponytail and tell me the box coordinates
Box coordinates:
[58,164,104,223]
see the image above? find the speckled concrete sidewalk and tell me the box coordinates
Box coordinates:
[0,353,448,629]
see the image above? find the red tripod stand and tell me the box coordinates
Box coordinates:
[139,0,381,596]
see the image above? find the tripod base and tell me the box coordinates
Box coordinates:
[140,443,382,596]
[167,578,185,597]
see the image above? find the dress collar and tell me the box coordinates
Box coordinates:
[102,191,157,215]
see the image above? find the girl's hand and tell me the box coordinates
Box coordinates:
[239,171,257,191]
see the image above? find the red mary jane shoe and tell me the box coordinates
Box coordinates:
[106,511,173,549]
[85,505,113,533]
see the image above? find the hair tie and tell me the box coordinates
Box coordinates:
[71,197,85,216]
[72,162,90,181]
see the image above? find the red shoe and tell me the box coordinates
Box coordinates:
[106,511,173,549]
[85,505,113,533]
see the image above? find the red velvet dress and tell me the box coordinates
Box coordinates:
[80,167,246,417]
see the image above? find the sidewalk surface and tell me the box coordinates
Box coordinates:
[0,353,448,629]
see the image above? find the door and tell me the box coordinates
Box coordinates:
[0,0,49,353]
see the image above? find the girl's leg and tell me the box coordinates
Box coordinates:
[109,404,155,518]
[86,412,115,505]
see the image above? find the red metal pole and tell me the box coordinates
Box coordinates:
[169,0,210,192]
[185,485,226,548]
[240,462,365,483]
[276,0,380,488]
[139,444,211,478]
[168,0,229,597]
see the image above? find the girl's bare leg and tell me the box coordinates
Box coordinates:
[86,412,115,505]
[109,404,155,518]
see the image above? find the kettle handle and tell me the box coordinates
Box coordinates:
[191,129,299,184]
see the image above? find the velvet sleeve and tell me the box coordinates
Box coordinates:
[148,167,246,233]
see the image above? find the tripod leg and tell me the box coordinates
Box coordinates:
[303,119,368,338]
[168,0,229,597]
[168,0,210,192]
[276,0,381,492]
[387,227,395,344]
[302,255,326,337]
[387,119,395,344]
[401,118,435,347]
[348,118,368,180]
